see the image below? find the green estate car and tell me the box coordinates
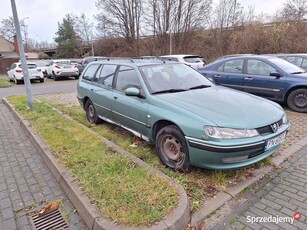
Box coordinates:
[77,60,290,171]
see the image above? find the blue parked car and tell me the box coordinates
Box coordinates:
[198,55,307,113]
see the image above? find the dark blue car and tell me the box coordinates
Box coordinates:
[198,55,307,113]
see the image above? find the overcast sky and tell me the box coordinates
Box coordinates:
[0,0,287,43]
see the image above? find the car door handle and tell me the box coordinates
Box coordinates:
[114,96,118,100]
[214,74,221,78]
[244,77,253,80]
[90,88,94,91]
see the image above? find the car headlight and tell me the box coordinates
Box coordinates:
[282,115,288,124]
[204,126,259,139]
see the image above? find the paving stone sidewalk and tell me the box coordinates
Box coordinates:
[0,101,87,230]
[211,145,307,230]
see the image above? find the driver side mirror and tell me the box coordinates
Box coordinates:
[270,72,282,79]
[125,87,145,99]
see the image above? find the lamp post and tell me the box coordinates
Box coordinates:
[10,0,34,108]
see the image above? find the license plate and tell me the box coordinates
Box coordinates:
[265,132,286,150]
[64,66,71,69]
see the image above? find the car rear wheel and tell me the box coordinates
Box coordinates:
[155,125,190,172]
[40,78,44,83]
[85,99,102,124]
[14,77,21,85]
[287,88,307,113]
[52,71,58,81]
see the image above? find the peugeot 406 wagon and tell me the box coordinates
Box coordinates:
[77,59,290,171]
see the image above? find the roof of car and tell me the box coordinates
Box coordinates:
[160,54,201,58]
[92,58,180,67]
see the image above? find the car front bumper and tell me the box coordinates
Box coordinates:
[186,123,290,170]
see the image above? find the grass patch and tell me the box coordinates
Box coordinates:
[36,95,262,212]
[8,96,179,226]
[0,78,11,87]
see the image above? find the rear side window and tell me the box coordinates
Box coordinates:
[115,66,141,92]
[97,64,117,87]
[217,59,243,73]
[82,64,100,81]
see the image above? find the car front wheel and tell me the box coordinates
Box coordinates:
[155,125,190,172]
[287,88,307,113]
[85,99,102,124]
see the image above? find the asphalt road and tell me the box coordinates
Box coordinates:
[0,75,77,98]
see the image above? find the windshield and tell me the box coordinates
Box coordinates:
[269,57,305,73]
[139,64,214,94]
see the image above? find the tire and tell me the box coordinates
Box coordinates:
[52,72,58,81]
[287,88,307,113]
[40,78,44,83]
[155,125,190,172]
[14,77,21,85]
[85,99,102,124]
[75,76,79,80]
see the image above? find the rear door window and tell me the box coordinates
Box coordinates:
[96,64,117,87]
[217,59,243,73]
[82,64,101,81]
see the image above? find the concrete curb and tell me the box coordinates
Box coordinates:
[191,135,307,226]
[2,98,190,230]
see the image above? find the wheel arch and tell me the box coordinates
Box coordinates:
[152,120,184,142]
[285,85,307,103]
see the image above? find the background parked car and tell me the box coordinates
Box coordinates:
[78,56,108,75]
[275,53,307,71]
[77,60,289,171]
[34,60,50,77]
[198,55,307,113]
[46,59,79,81]
[160,54,205,69]
[7,62,44,84]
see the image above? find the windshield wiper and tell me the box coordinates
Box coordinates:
[291,71,305,74]
[189,85,211,90]
[152,89,187,95]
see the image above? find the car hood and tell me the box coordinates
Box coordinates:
[156,86,284,129]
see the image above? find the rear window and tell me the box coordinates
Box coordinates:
[18,64,37,69]
[183,56,203,63]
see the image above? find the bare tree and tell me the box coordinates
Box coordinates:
[0,16,26,42]
[95,0,143,55]
[281,0,307,21]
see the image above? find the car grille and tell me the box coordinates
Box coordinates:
[256,118,283,135]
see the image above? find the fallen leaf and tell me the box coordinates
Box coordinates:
[37,201,59,216]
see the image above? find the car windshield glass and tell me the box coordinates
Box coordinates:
[269,58,305,73]
[183,56,202,63]
[139,64,214,94]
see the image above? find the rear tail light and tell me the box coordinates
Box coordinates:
[16,69,22,73]
[55,65,61,69]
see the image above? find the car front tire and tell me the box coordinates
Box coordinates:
[155,125,190,172]
[85,99,102,124]
[287,88,307,113]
